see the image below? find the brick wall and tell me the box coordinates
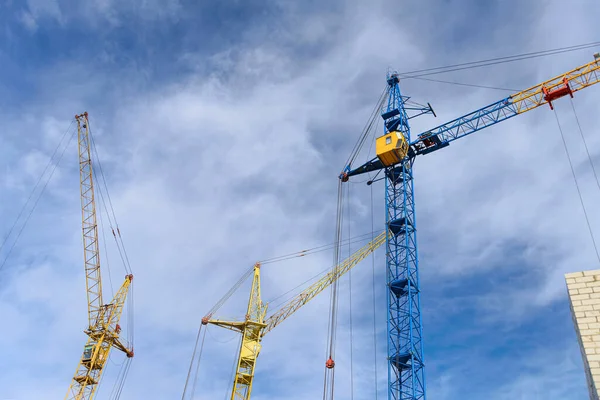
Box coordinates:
[566,270,600,400]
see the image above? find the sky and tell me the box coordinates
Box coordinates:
[0,0,599,399]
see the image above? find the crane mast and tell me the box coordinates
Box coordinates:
[341,55,600,400]
[65,112,134,400]
[204,230,388,400]
[78,111,103,329]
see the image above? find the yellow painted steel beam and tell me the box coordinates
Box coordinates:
[65,274,134,400]
[263,230,387,334]
[511,58,600,113]
[65,113,134,400]
[206,232,387,400]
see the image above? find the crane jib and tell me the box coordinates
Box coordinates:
[341,55,600,178]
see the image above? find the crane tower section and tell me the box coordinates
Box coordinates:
[381,74,432,400]
[341,55,600,400]
[77,112,104,330]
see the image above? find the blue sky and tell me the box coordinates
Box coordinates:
[1,0,600,399]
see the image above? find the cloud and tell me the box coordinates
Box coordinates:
[1,0,599,399]
[18,11,37,32]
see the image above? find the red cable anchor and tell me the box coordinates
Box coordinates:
[542,77,573,110]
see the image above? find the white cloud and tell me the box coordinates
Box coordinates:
[18,10,37,32]
[22,0,63,26]
[1,0,600,399]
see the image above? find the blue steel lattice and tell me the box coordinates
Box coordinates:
[339,57,600,400]
[383,74,427,400]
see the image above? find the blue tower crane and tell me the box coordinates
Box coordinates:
[340,56,600,400]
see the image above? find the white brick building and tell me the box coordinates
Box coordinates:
[566,269,600,400]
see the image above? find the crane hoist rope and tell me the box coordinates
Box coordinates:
[64,112,134,400]
[569,97,600,194]
[552,106,600,265]
[184,229,388,400]
[322,179,346,400]
[369,183,379,400]
[346,182,356,400]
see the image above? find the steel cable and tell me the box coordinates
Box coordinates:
[0,124,76,272]
[553,107,600,265]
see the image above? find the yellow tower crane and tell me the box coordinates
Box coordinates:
[65,112,134,400]
[202,230,388,400]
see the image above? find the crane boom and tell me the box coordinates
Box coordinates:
[77,112,103,329]
[343,56,600,178]
[263,230,387,334]
[204,230,388,400]
[339,54,600,400]
[65,112,134,400]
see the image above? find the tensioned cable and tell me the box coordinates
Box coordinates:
[0,124,77,272]
[265,234,389,308]
[181,324,208,400]
[569,98,600,193]
[347,183,354,400]
[108,361,125,399]
[205,266,254,318]
[260,233,382,265]
[206,326,239,344]
[404,75,520,92]
[88,125,133,275]
[98,201,115,298]
[347,42,600,183]
[181,324,203,400]
[88,147,129,275]
[259,230,384,265]
[266,268,331,309]
[0,120,74,256]
[127,282,134,347]
[370,184,378,399]
[553,108,600,265]
[190,327,208,400]
[398,41,600,78]
[345,87,389,169]
[87,121,136,354]
[323,181,345,400]
[109,358,132,400]
[223,334,242,400]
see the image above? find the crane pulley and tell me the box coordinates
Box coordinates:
[64,113,134,400]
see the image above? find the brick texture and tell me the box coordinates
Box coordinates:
[567,270,600,400]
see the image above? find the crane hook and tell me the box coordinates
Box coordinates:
[325,357,335,369]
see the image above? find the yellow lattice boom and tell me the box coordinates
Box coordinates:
[205,230,388,400]
[65,113,134,400]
